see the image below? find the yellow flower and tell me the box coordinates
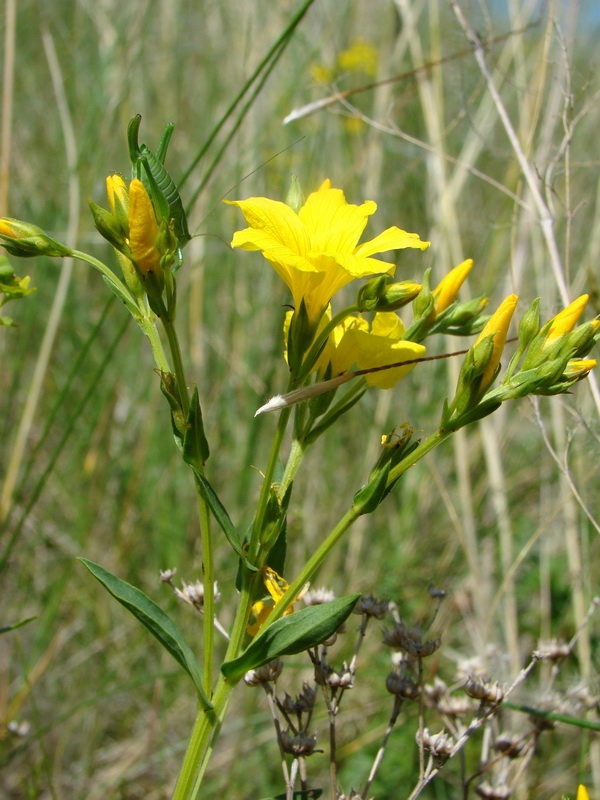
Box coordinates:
[247,567,307,636]
[577,786,589,800]
[433,258,474,315]
[228,179,429,322]
[128,179,160,274]
[337,38,379,77]
[318,311,426,389]
[543,294,589,348]
[475,294,518,388]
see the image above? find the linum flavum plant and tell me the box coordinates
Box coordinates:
[0,116,598,800]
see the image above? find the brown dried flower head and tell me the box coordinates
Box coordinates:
[385,672,420,699]
[475,781,512,799]
[493,732,528,759]
[463,676,505,704]
[354,594,389,619]
[244,659,284,686]
[281,729,318,757]
[416,728,454,764]
[383,620,441,657]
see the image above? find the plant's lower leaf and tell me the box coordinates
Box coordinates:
[79,558,211,709]
[182,385,210,468]
[221,593,360,681]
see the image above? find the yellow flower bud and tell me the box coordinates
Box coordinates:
[128,179,160,274]
[433,258,473,315]
[577,785,590,800]
[543,294,588,348]
[474,294,518,388]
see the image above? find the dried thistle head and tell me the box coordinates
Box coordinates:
[463,676,505,704]
[416,728,454,765]
[281,729,318,757]
[354,594,389,619]
[244,659,284,686]
[383,620,441,657]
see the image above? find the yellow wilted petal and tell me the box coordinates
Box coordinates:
[433,258,474,314]
[475,294,518,387]
[128,179,160,274]
[544,294,589,347]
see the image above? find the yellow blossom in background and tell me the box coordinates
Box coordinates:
[228,179,429,322]
[563,358,597,379]
[543,294,589,348]
[310,62,334,84]
[577,786,589,800]
[433,258,474,315]
[344,117,366,135]
[337,38,379,77]
[475,294,518,388]
[128,179,160,274]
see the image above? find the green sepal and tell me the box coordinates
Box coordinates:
[79,558,212,709]
[182,386,210,468]
[191,468,258,572]
[160,371,187,436]
[221,593,360,681]
[352,463,390,515]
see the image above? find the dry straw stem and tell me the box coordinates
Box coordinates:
[0,30,79,523]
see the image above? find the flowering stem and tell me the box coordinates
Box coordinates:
[71,250,138,312]
[387,428,450,486]
[159,306,190,418]
[279,437,305,497]
[249,405,292,562]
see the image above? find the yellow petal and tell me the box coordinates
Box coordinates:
[106,174,128,214]
[354,226,430,258]
[577,786,589,800]
[0,219,17,237]
[227,197,310,256]
[299,183,376,254]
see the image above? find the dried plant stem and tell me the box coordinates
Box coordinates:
[361,695,403,800]
[264,684,293,795]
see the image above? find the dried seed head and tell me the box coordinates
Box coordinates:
[493,732,527,759]
[533,638,571,662]
[296,682,318,711]
[303,587,336,606]
[159,568,177,583]
[327,665,354,689]
[7,720,30,737]
[174,580,221,610]
[244,659,284,686]
[385,672,420,699]
[475,781,512,799]
[354,594,389,619]
[314,661,334,686]
[281,729,318,757]
[383,620,441,657]
[463,676,505,704]
[423,677,448,705]
[437,694,472,718]
[417,728,454,764]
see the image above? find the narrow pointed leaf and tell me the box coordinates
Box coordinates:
[0,616,37,634]
[221,593,360,681]
[191,467,257,571]
[182,386,210,468]
[79,558,212,709]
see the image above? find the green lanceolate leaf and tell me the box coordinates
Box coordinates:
[182,386,210,468]
[79,558,212,709]
[221,593,360,681]
[191,468,257,572]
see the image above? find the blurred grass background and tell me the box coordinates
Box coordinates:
[1,0,599,797]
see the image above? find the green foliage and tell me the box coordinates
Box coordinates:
[221,593,360,680]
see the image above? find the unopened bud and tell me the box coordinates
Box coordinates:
[518,298,540,350]
[285,174,305,214]
[0,218,71,258]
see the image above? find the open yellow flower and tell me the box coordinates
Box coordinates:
[228,179,429,321]
[317,311,426,389]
